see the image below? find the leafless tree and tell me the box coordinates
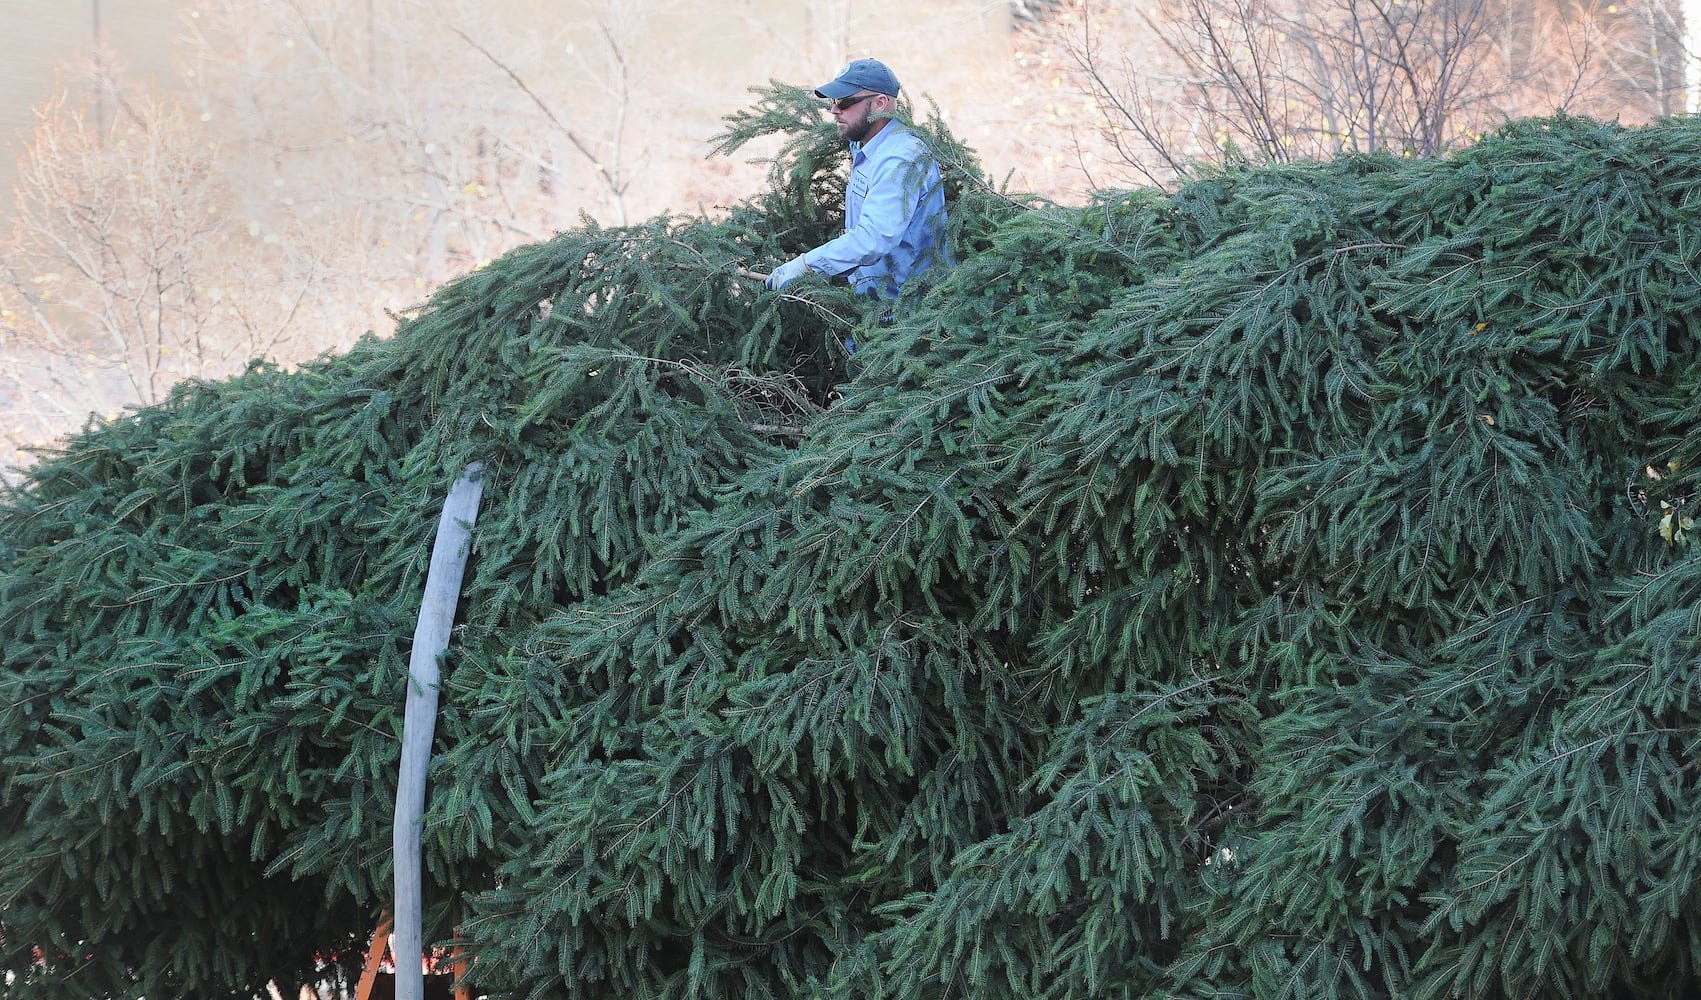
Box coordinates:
[1,0,670,470]
[448,0,656,226]
[1047,0,1689,187]
[0,85,347,465]
[1559,0,1688,118]
[179,0,666,273]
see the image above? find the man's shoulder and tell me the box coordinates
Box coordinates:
[867,122,930,161]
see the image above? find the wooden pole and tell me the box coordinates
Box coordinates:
[353,914,393,1000]
[450,946,473,1000]
[393,462,485,1000]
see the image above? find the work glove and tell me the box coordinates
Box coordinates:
[765,255,809,290]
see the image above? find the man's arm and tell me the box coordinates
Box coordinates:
[804,153,927,277]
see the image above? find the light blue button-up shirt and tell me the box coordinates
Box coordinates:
[804,122,949,298]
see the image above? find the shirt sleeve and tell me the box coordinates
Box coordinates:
[803,152,922,278]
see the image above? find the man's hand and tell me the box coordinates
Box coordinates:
[765,256,809,290]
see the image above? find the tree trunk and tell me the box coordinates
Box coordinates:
[393,462,485,1000]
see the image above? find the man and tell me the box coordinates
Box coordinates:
[765,58,950,299]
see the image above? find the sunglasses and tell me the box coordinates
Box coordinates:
[831,92,880,113]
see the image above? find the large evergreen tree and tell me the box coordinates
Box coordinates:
[3,90,1700,999]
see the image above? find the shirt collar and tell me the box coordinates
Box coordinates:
[849,120,900,160]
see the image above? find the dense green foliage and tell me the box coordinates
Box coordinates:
[4,91,1701,999]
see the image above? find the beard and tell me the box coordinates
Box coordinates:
[839,114,880,144]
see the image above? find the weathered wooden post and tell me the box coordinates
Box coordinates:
[393,462,485,1000]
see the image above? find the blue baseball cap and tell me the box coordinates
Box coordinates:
[815,58,901,99]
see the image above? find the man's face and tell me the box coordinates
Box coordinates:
[831,91,886,143]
